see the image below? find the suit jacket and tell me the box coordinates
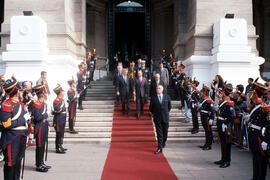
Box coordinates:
[133,77,148,98]
[155,68,169,86]
[116,75,132,97]
[150,80,166,98]
[113,70,122,86]
[150,94,171,123]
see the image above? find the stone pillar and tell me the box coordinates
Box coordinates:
[185,18,264,87]
[2,16,49,79]
[2,16,78,102]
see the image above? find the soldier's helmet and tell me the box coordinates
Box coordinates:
[223,83,233,96]
[3,79,22,97]
[67,80,75,87]
[53,84,64,95]
[250,81,267,97]
[193,80,200,87]
[202,85,210,96]
[32,85,45,96]
[179,62,185,69]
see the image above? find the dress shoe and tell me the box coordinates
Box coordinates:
[162,143,166,148]
[220,162,230,168]
[42,163,52,169]
[202,146,211,151]
[154,149,162,155]
[78,106,83,110]
[214,160,224,165]
[199,145,206,148]
[70,130,78,134]
[56,148,66,154]
[36,165,48,172]
[191,129,199,134]
[60,146,67,151]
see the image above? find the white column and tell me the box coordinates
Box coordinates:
[184,18,264,88]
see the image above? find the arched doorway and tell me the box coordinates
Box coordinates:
[108,0,151,69]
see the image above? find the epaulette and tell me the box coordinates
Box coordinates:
[174,69,179,73]
[227,100,235,107]
[68,89,74,94]
[261,103,270,113]
[77,72,83,76]
[206,98,213,104]
[1,100,13,112]
[33,101,42,110]
[255,98,262,105]
[54,98,61,104]
[181,72,186,75]
[194,89,199,94]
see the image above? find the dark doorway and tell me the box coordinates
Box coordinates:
[115,13,145,63]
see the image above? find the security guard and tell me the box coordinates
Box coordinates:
[53,84,67,154]
[32,85,51,172]
[198,85,215,150]
[246,81,270,180]
[214,83,236,168]
[0,79,30,180]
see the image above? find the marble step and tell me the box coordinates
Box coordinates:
[85,97,115,100]
[82,101,114,105]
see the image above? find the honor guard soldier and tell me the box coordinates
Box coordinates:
[190,80,200,134]
[0,79,30,180]
[86,52,92,84]
[77,63,86,110]
[32,85,51,172]
[67,79,78,134]
[53,84,67,154]
[246,80,270,180]
[214,83,236,168]
[198,85,215,150]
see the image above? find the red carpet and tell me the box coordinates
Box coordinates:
[101,103,178,180]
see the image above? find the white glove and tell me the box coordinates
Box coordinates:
[222,123,227,132]
[197,103,201,109]
[209,119,213,126]
[261,141,268,151]
[24,113,32,121]
[244,114,250,123]
[214,104,219,112]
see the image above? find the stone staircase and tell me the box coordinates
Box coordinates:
[48,80,207,144]
[48,81,115,144]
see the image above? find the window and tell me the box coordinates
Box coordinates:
[116,1,143,7]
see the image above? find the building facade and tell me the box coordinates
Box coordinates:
[0,0,269,84]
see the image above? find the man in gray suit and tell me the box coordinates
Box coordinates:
[116,69,132,116]
[155,62,169,92]
[133,70,149,119]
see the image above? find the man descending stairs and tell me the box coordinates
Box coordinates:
[48,80,210,144]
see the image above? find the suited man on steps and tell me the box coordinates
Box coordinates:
[133,70,148,119]
[150,73,166,98]
[116,68,132,116]
[150,85,171,154]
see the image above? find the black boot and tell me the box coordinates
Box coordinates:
[14,161,21,180]
[36,164,48,172]
[56,146,66,154]
[40,146,51,169]
[4,165,14,180]
[60,137,67,151]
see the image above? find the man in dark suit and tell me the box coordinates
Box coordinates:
[113,64,123,105]
[150,85,171,154]
[155,62,169,92]
[116,68,132,116]
[133,70,148,119]
[150,73,166,98]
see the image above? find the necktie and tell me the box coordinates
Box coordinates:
[158,95,162,103]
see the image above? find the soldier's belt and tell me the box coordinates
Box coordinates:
[12,126,27,130]
[200,110,209,114]
[218,117,225,121]
[249,124,262,131]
